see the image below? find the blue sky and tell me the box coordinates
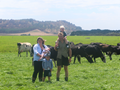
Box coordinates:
[0,0,120,30]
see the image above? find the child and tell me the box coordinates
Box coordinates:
[56,25,69,48]
[42,51,53,82]
[38,49,49,61]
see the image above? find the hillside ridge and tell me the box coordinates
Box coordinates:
[0,19,82,35]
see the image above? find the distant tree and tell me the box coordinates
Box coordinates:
[70,29,120,36]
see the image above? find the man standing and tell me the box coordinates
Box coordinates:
[54,32,72,81]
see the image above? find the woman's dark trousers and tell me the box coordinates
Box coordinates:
[32,61,43,82]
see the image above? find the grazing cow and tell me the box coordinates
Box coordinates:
[69,42,83,47]
[90,43,114,60]
[111,46,120,60]
[71,43,93,64]
[17,42,32,57]
[112,46,120,55]
[90,42,102,46]
[72,43,106,63]
[84,45,106,63]
[100,44,115,60]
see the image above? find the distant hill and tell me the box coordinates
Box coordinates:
[0,29,56,36]
[0,19,82,34]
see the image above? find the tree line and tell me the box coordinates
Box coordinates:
[70,29,120,36]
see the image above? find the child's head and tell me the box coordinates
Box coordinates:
[45,51,51,60]
[60,25,65,32]
[45,56,50,60]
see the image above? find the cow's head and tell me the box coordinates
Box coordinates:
[69,42,74,47]
[86,55,93,63]
[17,43,21,46]
[101,55,106,63]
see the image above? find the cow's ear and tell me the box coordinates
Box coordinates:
[78,46,80,49]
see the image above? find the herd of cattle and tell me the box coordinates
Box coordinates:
[17,42,120,66]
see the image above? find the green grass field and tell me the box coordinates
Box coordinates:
[0,36,120,90]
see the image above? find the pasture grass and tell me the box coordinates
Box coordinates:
[0,53,120,90]
[0,36,120,52]
[1,36,120,90]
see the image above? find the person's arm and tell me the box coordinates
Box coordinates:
[33,45,42,57]
[54,43,58,51]
[68,48,72,63]
[64,36,67,38]
[63,32,67,39]
[51,59,53,72]
[56,38,59,46]
[44,45,50,51]
[54,41,58,51]
[38,53,44,61]
[37,53,42,57]
[64,31,67,37]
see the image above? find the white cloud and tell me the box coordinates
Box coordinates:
[0,0,120,29]
[0,0,119,8]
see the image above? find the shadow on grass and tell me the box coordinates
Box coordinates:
[45,81,52,83]
[82,76,88,79]
[2,84,12,87]
[16,83,27,86]
[6,71,13,74]
[24,77,31,80]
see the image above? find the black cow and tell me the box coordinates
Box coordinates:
[84,45,106,63]
[72,43,106,63]
[112,46,120,55]
[71,43,93,64]
[90,43,114,60]
[90,42,102,46]
[111,46,120,60]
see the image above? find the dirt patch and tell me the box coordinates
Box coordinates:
[0,29,57,36]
